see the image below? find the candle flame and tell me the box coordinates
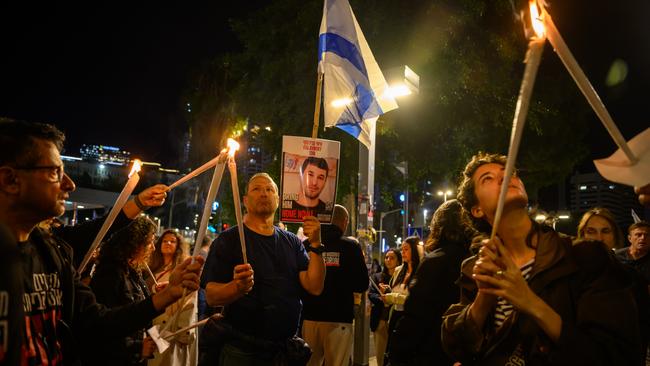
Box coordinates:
[227,138,240,157]
[529,1,545,39]
[129,159,142,178]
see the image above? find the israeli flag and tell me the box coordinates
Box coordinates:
[318,0,398,148]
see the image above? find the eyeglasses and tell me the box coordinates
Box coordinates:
[14,165,65,183]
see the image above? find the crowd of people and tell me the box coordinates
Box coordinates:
[369,153,650,366]
[1,118,650,366]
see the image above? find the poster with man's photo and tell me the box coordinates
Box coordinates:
[280,136,340,223]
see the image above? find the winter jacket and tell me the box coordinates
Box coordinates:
[30,227,160,365]
[442,226,642,366]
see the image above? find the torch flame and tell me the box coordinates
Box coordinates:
[529,0,546,39]
[129,159,142,178]
[227,138,240,157]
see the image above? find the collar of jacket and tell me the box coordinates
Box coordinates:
[458,227,579,358]
[460,227,578,295]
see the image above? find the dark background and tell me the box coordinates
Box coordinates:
[1,1,647,168]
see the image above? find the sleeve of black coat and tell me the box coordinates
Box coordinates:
[86,265,147,361]
[54,211,132,268]
[368,273,384,305]
[89,265,129,308]
[72,267,161,340]
[441,255,485,364]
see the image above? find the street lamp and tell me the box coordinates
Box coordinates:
[396,161,408,239]
[379,209,402,252]
[437,189,453,202]
[354,65,419,366]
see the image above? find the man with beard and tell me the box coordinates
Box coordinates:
[201,172,325,364]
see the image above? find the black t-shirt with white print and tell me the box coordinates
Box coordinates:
[19,239,64,365]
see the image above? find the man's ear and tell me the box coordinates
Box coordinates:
[471,205,484,219]
[0,167,20,194]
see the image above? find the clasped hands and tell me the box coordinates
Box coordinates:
[471,237,537,314]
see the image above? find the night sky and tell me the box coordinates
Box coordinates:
[0,3,263,165]
[1,1,648,169]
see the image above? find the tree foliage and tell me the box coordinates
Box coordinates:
[184,0,591,226]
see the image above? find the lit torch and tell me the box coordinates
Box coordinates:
[540,3,637,164]
[79,159,143,273]
[490,1,546,240]
[164,148,228,333]
[191,148,228,257]
[227,138,248,263]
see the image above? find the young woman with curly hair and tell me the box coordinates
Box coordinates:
[84,216,157,365]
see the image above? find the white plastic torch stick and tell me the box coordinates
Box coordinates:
[541,7,637,165]
[78,160,142,273]
[491,2,545,240]
[227,139,248,263]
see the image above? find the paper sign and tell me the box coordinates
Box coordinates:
[280,136,340,223]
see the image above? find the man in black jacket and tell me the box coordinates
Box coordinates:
[0,119,204,365]
[301,204,369,366]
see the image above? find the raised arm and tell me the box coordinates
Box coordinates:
[299,216,325,295]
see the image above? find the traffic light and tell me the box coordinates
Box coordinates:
[399,193,405,203]
[221,223,230,231]
[400,209,405,215]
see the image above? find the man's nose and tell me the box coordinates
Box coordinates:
[61,173,76,192]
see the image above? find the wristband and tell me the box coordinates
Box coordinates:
[306,244,325,255]
[134,194,150,211]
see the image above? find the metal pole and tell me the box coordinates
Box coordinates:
[402,162,408,239]
[311,72,324,139]
[379,212,385,254]
[353,121,376,366]
[379,209,401,251]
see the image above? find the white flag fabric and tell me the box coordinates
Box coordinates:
[318,0,398,148]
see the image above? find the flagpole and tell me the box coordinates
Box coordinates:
[311,72,324,138]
